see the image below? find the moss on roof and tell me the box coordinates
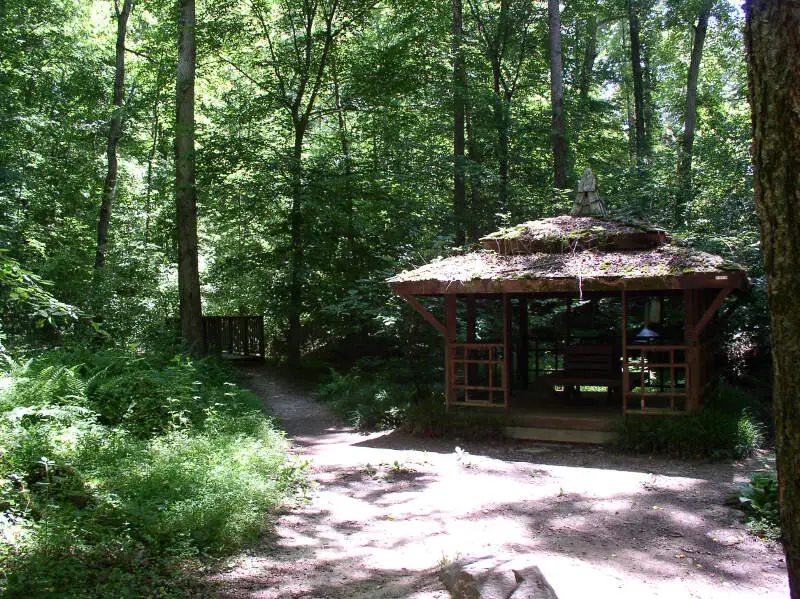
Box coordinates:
[389,245,742,286]
[480,216,668,254]
[389,216,744,294]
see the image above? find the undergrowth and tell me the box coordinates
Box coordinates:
[0,348,307,598]
[317,361,505,439]
[616,383,768,459]
[731,466,781,540]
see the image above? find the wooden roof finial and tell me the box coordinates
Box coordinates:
[571,168,608,217]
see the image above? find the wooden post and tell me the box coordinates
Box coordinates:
[517,296,529,389]
[503,294,511,408]
[622,289,628,414]
[258,316,265,357]
[445,295,458,406]
[466,296,477,397]
[684,289,701,412]
[242,317,250,356]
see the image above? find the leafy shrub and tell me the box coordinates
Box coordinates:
[0,349,306,597]
[317,370,411,430]
[318,366,506,439]
[733,468,781,540]
[6,348,261,437]
[616,385,766,460]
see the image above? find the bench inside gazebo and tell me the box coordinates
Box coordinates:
[388,171,746,439]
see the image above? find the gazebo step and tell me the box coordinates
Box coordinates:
[507,412,620,431]
[504,426,617,444]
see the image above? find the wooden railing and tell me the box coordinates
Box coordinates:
[448,343,507,407]
[203,316,265,358]
[623,345,689,414]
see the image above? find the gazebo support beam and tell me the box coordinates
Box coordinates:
[695,285,733,335]
[400,294,447,336]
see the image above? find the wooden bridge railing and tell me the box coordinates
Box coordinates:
[203,316,265,358]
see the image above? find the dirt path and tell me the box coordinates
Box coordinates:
[208,366,788,599]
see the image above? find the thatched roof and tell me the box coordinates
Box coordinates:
[389,216,746,295]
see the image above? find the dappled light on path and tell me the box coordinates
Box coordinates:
[207,367,787,598]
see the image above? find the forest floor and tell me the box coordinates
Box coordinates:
[206,365,789,599]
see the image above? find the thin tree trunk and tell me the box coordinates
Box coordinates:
[175,0,203,352]
[745,2,800,596]
[675,0,712,225]
[144,110,159,246]
[548,0,568,189]
[453,0,467,244]
[628,0,647,163]
[573,12,598,149]
[95,0,134,269]
[621,21,635,162]
[287,125,305,363]
[145,62,168,245]
[332,59,356,273]
[466,102,482,241]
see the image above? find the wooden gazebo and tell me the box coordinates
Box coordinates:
[388,176,746,417]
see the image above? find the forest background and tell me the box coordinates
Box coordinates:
[0,0,764,364]
[0,0,778,596]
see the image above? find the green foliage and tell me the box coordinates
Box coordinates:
[616,384,766,460]
[317,363,506,439]
[317,369,413,430]
[733,467,781,540]
[0,349,306,598]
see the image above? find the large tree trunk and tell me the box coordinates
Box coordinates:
[675,0,712,226]
[175,0,203,352]
[627,0,647,163]
[548,0,568,189]
[572,12,598,149]
[453,0,467,244]
[95,0,134,269]
[745,2,800,596]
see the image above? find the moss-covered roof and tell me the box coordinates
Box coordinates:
[480,216,669,254]
[389,217,746,295]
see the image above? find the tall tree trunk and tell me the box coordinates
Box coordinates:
[621,21,635,163]
[145,61,169,245]
[287,124,306,363]
[175,0,203,352]
[675,0,712,226]
[95,0,134,269]
[548,0,568,189]
[490,65,510,215]
[745,3,800,596]
[573,12,598,149]
[453,0,467,244]
[144,107,160,245]
[627,0,647,163]
[466,102,483,241]
[332,58,356,274]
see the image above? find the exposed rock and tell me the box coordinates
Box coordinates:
[440,557,558,599]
